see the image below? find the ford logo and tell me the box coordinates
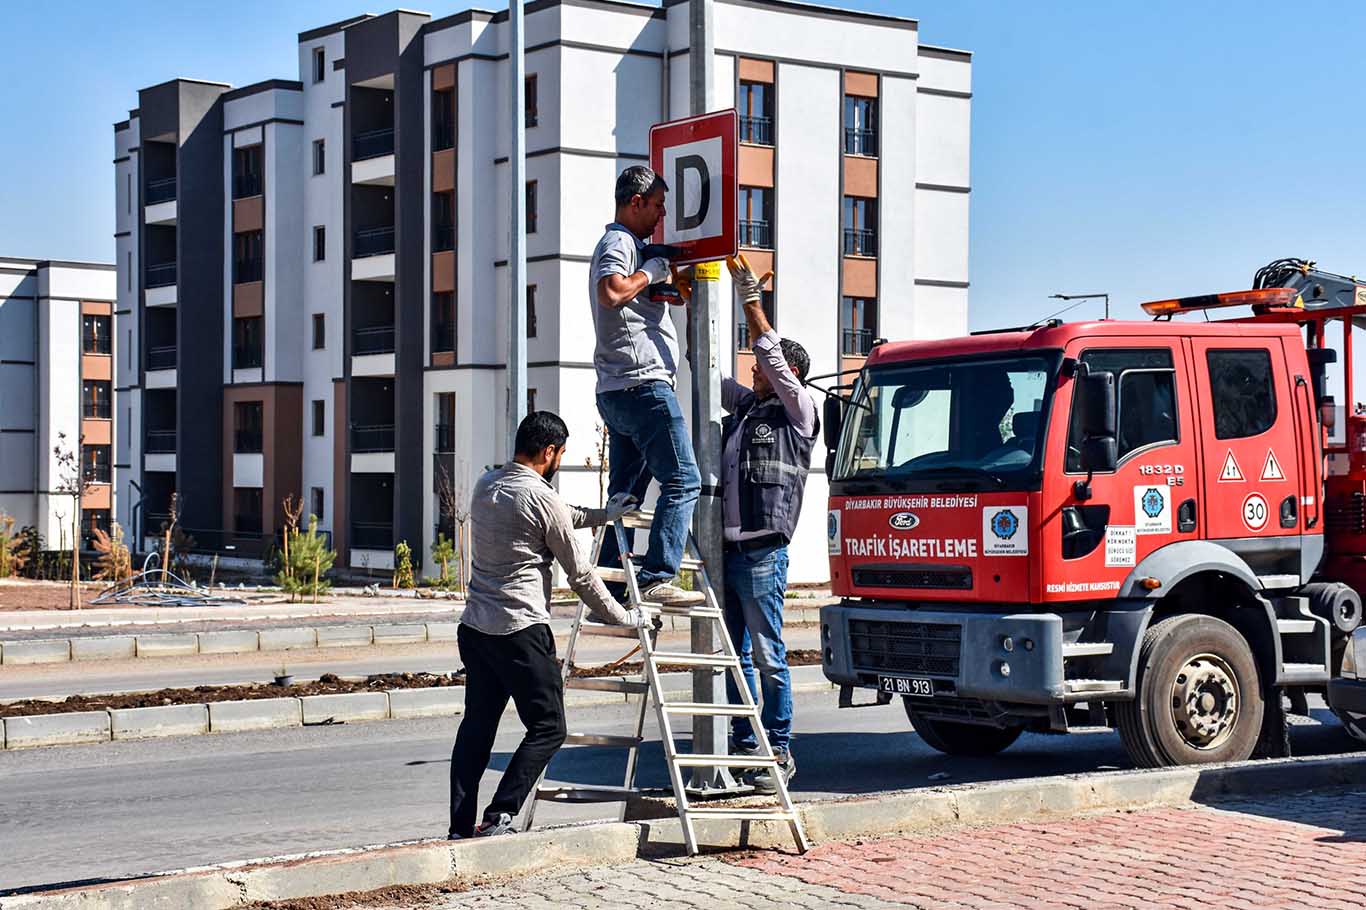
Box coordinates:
[889,512,920,531]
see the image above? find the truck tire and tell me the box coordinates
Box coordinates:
[905,702,1023,756]
[1113,614,1264,768]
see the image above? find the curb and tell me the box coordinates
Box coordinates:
[0,666,837,750]
[6,753,1364,909]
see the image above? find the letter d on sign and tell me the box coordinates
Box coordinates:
[675,154,710,232]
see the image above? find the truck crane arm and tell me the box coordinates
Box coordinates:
[1254,257,1366,311]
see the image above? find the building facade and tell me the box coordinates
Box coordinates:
[113,0,971,581]
[0,258,118,548]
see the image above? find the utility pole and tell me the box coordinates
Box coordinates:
[506,0,528,459]
[685,0,738,795]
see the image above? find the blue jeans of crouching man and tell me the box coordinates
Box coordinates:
[723,542,793,754]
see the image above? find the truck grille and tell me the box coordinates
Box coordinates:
[853,565,972,590]
[1326,492,1366,535]
[849,619,962,677]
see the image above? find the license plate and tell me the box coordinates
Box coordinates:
[879,675,933,697]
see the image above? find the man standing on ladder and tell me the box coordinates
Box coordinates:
[590,165,705,608]
[720,255,817,794]
[448,411,642,839]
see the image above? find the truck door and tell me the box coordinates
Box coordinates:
[1189,339,1303,570]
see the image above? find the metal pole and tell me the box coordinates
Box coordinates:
[506,0,528,459]
[686,0,738,795]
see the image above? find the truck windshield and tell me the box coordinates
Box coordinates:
[833,353,1058,490]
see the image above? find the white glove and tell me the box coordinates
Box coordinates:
[640,257,671,284]
[604,492,639,521]
[726,255,765,306]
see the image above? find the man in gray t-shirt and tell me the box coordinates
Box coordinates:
[589,166,703,608]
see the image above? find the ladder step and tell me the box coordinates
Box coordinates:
[579,621,641,639]
[620,511,654,529]
[565,676,649,695]
[661,702,758,717]
[1064,679,1125,694]
[641,604,722,619]
[596,567,628,584]
[1277,619,1318,634]
[564,733,642,748]
[1062,641,1115,658]
[673,754,781,768]
[535,784,641,804]
[685,807,798,821]
[650,651,738,668]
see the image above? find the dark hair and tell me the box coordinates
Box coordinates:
[615,165,668,206]
[515,411,569,457]
[780,338,811,382]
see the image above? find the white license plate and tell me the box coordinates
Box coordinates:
[879,675,933,697]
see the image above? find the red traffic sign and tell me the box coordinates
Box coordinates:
[649,109,737,265]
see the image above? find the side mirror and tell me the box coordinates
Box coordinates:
[1080,437,1118,474]
[1078,371,1116,439]
[822,396,844,451]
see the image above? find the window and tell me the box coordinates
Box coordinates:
[126,252,132,291]
[313,225,326,262]
[234,402,264,453]
[313,139,326,176]
[83,446,112,484]
[126,174,131,214]
[311,486,325,521]
[736,290,775,350]
[82,380,112,419]
[232,317,263,370]
[232,145,262,198]
[432,90,455,151]
[312,313,326,350]
[432,292,455,354]
[738,80,773,145]
[527,388,537,413]
[234,230,263,283]
[234,487,263,535]
[738,187,773,248]
[313,47,326,84]
[526,181,538,234]
[840,297,877,356]
[432,192,454,251]
[436,393,456,452]
[844,95,878,156]
[524,74,538,128]
[1208,349,1276,440]
[312,399,325,437]
[843,196,878,256]
[526,284,538,338]
[1065,348,1178,472]
[83,315,112,354]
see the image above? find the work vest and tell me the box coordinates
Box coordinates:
[722,393,819,542]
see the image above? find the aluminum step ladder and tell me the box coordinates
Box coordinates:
[521,508,809,855]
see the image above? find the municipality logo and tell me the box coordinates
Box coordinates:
[1142,488,1165,518]
[990,510,1019,540]
[753,423,774,441]
[828,513,838,538]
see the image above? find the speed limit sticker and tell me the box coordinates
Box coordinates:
[1242,493,1269,532]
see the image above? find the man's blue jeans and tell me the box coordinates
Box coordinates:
[595,381,701,589]
[723,542,793,754]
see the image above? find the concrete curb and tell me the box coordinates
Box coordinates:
[7,754,1365,910]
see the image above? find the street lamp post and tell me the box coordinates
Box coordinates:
[506,0,528,459]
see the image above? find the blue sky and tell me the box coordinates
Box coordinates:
[2,1,1364,330]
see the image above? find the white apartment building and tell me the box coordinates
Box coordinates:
[114,0,971,581]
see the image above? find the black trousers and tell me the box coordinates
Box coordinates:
[449,622,566,838]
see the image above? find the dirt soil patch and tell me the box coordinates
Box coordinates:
[242,882,468,910]
[0,579,101,611]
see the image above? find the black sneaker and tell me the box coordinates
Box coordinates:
[474,812,517,837]
[749,752,795,796]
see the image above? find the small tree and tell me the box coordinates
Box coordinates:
[430,532,455,588]
[435,458,473,594]
[277,516,335,603]
[278,493,305,585]
[53,433,92,609]
[0,513,31,579]
[393,540,415,589]
[583,422,610,507]
[92,523,133,584]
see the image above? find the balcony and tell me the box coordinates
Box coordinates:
[740,115,773,146]
[84,464,112,485]
[233,173,262,199]
[842,328,875,356]
[350,521,393,550]
[435,423,456,454]
[739,220,772,249]
[432,320,456,355]
[233,345,264,370]
[83,329,112,355]
[353,128,395,162]
[433,224,455,253]
[146,345,177,372]
[844,127,878,157]
[353,325,395,356]
[146,262,177,288]
[83,400,111,420]
[432,122,455,152]
[843,228,878,257]
[355,226,395,258]
[235,258,264,284]
[145,430,177,454]
[146,177,177,204]
[233,429,263,453]
[351,423,395,454]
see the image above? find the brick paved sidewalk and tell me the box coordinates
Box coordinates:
[404,788,1366,910]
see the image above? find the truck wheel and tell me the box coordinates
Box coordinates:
[905,703,1023,756]
[1332,708,1366,745]
[1114,614,1264,768]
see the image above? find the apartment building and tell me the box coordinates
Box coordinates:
[113,0,971,581]
[0,257,118,548]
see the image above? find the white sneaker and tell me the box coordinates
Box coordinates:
[640,580,705,606]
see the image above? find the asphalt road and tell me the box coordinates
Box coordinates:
[1,690,1360,894]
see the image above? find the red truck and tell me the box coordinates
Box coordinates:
[819,259,1366,767]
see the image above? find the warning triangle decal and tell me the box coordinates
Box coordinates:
[1261,449,1286,481]
[1219,450,1245,482]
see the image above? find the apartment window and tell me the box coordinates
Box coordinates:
[432,192,455,252]
[311,486,325,521]
[436,392,456,452]
[432,90,455,151]
[524,74,538,128]
[527,388,537,413]
[844,95,879,157]
[738,80,773,145]
[432,292,456,354]
[526,284,538,338]
[312,399,325,437]
[313,225,326,262]
[313,47,326,84]
[82,509,112,545]
[736,290,775,350]
[526,181,538,234]
[82,380,112,419]
[126,253,131,291]
[233,145,262,198]
[840,297,877,356]
[82,446,112,484]
[843,196,878,257]
[126,174,131,214]
[738,187,773,249]
[312,313,326,350]
[232,317,263,370]
[234,487,264,536]
[234,230,264,283]
[126,330,132,368]
[313,139,326,176]
[83,315,112,354]
[233,402,264,453]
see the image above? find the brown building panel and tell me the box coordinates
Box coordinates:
[233,281,264,318]
[845,71,879,97]
[840,354,868,375]
[82,485,112,510]
[432,251,455,294]
[81,355,112,381]
[843,155,878,197]
[842,257,877,298]
[233,196,264,234]
[739,145,774,188]
[736,249,774,281]
[81,301,113,316]
[433,63,455,92]
[432,149,455,194]
[221,385,304,544]
[333,379,348,560]
[738,58,775,83]
[81,419,112,446]
[432,351,455,368]
[735,350,757,388]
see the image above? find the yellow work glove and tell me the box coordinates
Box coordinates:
[726,254,773,306]
[670,265,693,304]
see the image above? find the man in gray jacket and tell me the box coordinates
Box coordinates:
[449,411,641,839]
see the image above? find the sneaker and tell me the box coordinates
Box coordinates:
[748,752,795,796]
[474,813,517,837]
[640,580,705,607]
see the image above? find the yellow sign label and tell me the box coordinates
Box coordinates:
[693,261,721,281]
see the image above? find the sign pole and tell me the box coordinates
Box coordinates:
[685,0,737,795]
[506,0,528,459]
